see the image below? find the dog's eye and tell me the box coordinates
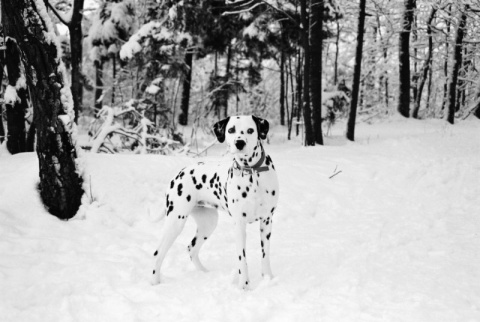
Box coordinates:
[228,127,235,134]
[247,128,254,134]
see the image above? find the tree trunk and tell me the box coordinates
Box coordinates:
[69,0,85,122]
[300,0,314,146]
[223,45,232,118]
[397,0,415,118]
[179,51,193,125]
[334,17,340,85]
[446,6,467,124]
[295,50,303,137]
[94,59,104,110]
[2,0,84,219]
[412,7,436,119]
[111,54,116,105]
[4,38,27,154]
[346,0,366,141]
[310,0,324,145]
[441,4,452,112]
[280,50,285,126]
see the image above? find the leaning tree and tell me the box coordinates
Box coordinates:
[2,0,84,219]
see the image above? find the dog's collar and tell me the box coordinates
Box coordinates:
[232,149,269,176]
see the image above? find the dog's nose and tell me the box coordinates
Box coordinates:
[235,140,246,150]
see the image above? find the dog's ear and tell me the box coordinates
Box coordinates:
[252,115,269,140]
[213,117,230,143]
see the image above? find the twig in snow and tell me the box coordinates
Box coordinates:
[329,165,342,179]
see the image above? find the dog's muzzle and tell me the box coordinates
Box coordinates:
[234,140,246,151]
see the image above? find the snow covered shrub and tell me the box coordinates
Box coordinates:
[87,102,183,155]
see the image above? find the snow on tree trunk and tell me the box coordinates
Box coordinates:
[397,0,415,118]
[2,0,84,220]
[446,6,467,125]
[4,38,28,154]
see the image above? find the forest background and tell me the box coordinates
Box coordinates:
[1,0,480,218]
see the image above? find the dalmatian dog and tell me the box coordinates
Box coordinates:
[151,115,279,289]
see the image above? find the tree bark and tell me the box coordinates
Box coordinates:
[441,4,452,112]
[446,6,467,124]
[310,0,324,145]
[346,0,366,141]
[4,38,28,154]
[397,0,415,118]
[300,0,314,146]
[280,50,285,126]
[69,0,85,122]
[2,0,84,219]
[94,59,104,110]
[179,51,193,125]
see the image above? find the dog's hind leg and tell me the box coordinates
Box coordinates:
[151,194,193,285]
[188,207,219,272]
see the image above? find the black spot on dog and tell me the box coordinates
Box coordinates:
[266,233,271,240]
[167,205,174,216]
[261,240,264,248]
[177,183,183,196]
[204,237,208,240]
[242,192,247,198]
[243,212,246,217]
[187,195,191,202]
[190,169,195,175]
[196,184,203,190]
[202,174,207,184]
[271,207,275,213]
[243,249,246,257]
[170,180,175,189]
[179,171,185,179]
[239,256,242,261]
[237,185,241,190]
[272,190,276,196]
[153,270,156,274]
[265,155,272,166]
[239,269,241,274]
[154,250,158,256]
[246,187,249,192]
[249,176,253,184]
[192,176,197,185]
[191,237,197,247]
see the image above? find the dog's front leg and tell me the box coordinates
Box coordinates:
[234,217,249,290]
[260,215,273,279]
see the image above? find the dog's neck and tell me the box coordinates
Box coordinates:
[233,141,265,169]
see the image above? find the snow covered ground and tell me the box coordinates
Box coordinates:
[1,117,479,322]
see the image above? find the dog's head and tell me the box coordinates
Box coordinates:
[213,115,269,156]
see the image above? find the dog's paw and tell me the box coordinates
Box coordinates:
[151,270,161,285]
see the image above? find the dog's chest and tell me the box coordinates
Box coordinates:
[187,159,278,221]
[225,169,278,222]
